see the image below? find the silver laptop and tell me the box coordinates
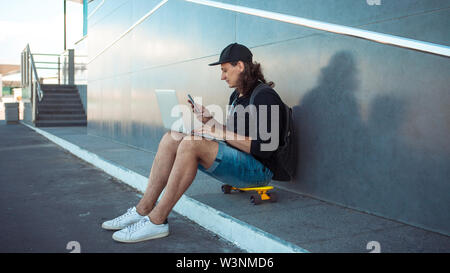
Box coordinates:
[155,89,224,142]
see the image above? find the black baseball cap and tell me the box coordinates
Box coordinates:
[209,43,253,66]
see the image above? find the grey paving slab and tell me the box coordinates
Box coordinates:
[193,190,405,249]
[300,224,450,253]
[43,126,88,136]
[0,122,243,253]
[97,148,154,175]
[32,124,450,253]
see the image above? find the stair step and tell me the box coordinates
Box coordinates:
[38,108,84,113]
[35,119,87,127]
[42,93,80,98]
[40,98,82,104]
[39,108,84,115]
[38,114,87,120]
[41,87,78,91]
[41,84,77,89]
[38,103,83,108]
[42,90,78,95]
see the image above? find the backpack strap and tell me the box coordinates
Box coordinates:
[249,81,265,106]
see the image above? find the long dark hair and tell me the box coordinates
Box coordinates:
[231,61,275,96]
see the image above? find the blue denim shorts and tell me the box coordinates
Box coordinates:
[198,141,273,188]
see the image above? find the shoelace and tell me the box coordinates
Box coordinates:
[112,207,135,224]
[126,217,149,233]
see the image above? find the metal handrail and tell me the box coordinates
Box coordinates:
[23,49,60,85]
[26,44,44,102]
[35,67,60,70]
[34,61,60,64]
[185,0,450,57]
[74,34,88,46]
[27,49,86,84]
[21,45,84,123]
[32,53,60,56]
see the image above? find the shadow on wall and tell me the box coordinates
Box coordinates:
[291,50,450,235]
[294,51,363,197]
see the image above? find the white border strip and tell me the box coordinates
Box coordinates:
[21,122,308,253]
[185,0,450,57]
[88,0,105,20]
[88,0,169,64]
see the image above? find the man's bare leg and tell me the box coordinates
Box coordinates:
[148,136,219,224]
[135,131,186,215]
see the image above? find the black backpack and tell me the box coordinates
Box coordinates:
[250,85,297,181]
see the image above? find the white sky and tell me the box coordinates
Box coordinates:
[0,0,83,65]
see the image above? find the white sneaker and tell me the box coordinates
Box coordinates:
[101,207,145,230]
[112,216,169,243]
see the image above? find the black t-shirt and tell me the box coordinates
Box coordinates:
[226,81,286,173]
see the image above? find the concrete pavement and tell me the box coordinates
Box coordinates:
[0,120,243,253]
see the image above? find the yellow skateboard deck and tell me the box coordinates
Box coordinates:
[221,185,277,204]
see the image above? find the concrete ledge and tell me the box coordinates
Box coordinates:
[21,121,309,253]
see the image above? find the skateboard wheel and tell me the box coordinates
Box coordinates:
[268,192,278,202]
[250,194,262,205]
[221,185,232,194]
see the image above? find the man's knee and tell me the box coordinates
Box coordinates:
[160,131,184,149]
[178,137,218,168]
[177,136,201,154]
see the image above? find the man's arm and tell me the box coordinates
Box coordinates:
[224,131,252,154]
[207,118,252,154]
[194,122,252,154]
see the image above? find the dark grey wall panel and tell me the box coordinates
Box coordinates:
[87,0,450,235]
[130,0,237,73]
[236,0,450,47]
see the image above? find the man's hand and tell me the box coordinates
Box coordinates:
[192,124,225,141]
[187,100,213,124]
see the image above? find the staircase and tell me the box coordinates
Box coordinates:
[35,84,87,127]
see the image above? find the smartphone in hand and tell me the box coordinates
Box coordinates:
[187,94,201,113]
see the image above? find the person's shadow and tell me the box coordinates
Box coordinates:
[363,94,405,205]
[287,50,450,235]
[292,51,366,197]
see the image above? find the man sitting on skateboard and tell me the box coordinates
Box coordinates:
[102,43,287,243]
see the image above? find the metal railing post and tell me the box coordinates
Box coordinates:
[30,52,36,123]
[68,49,74,85]
[58,56,61,85]
[25,49,29,86]
[21,52,24,86]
